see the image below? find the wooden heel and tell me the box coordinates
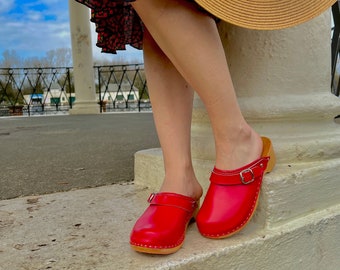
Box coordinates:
[261,137,276,173]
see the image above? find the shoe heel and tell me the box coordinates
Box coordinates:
[261,137,276,173]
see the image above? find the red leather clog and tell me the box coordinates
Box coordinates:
[130,192,199,254]
[196,137,276,239]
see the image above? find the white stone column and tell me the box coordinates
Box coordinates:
[68,0,99,114]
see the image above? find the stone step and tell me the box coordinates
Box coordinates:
[192,93,340,124]
[0,181,339,269]
[190,118,340,164]
[134,149,340,228]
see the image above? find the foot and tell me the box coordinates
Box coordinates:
[196,136,275,239]
[130,192,199,254]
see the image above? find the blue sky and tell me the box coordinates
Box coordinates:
[0,0,143,63]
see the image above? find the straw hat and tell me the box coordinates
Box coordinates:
[195,0,337,30]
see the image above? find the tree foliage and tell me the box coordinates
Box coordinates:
[0,48,73,68]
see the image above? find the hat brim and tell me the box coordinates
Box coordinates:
[195,0,337,30]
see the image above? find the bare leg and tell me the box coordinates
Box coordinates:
[143,28,203,200]
[132,0,262,170]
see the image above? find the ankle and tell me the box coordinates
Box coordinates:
[229,122,255,142]
[159,171,203,201]
[215,125,263,170]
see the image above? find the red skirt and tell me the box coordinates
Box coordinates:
[75,0,213,54]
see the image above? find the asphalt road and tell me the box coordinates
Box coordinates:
[0,113,159,200]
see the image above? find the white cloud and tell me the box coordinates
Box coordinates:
[26,10,43,21]
[0,0,15,14]
[0,0,143,64]
[0,17,71,56]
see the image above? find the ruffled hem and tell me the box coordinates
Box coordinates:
[75,0,143,54]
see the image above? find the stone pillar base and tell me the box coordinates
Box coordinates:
[69,101,100,115]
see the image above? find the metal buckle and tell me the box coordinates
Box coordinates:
[240,169,255,184]
[148,193,156,203]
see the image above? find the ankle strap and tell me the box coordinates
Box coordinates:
[210,157,270,185]
[147,192,198,213]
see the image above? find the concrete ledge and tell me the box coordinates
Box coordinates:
[181,204,340,270]
[192,93,340,124]
[135,149,340,228]
[191,119,340,163]
[0,183,339,269]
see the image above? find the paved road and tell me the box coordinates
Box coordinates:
[0,113,159,200]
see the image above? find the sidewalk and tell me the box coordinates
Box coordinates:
[0,113,159,200]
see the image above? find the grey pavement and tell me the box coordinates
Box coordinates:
[0,113,214,270]
[0,113,159,200]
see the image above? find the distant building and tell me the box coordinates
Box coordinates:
[30,93,44,104]
[24,84,75,107]
[100,83,139,109]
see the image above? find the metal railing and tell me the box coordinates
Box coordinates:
[95,64,150,113]
[0,67,74,117]
[0,64,150,117]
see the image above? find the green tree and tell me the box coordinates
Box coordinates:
[0,79,24,105]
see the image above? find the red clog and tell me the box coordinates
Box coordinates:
[196,137,276,239]
[130,192,199,254]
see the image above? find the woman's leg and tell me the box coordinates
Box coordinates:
[132,0,263,171]
[143,28,203,200]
